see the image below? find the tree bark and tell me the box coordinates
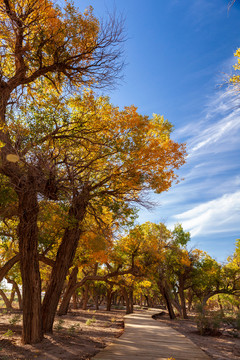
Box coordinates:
[129,288,134,313]
[42,189,89,333]
[157,280,176,319]
[7,278,23,310]
[0,289,12,309]
[94,289,99,310]
[0,254,20,283]
[72,292,78,309]
[58,266,78,316]
[9,287,16,307]
[172,294,182,316]
[122,287,132,314]
[187,290,194,312]
[178,282,188,319]
[144,295,150,307]
[106,288,113,311]
[82,283,90,310]
[17,180,43,344]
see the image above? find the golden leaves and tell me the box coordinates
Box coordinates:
[0,0,100,90]
[230,48,240,85]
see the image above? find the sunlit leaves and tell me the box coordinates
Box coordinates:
[230,48,240,87]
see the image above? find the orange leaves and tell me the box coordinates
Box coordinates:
[0,0,103,92]
[51,91,186,202]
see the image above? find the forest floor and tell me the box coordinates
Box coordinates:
[1,307,240,359]
[155,311,240,360]
[0,307,125,360]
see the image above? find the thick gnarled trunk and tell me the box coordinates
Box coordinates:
[17,182,43,344]
[122,287,133,314]
[42,190,89,333]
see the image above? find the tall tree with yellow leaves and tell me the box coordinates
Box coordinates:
[0,0,186,344]
[0,0,124,343]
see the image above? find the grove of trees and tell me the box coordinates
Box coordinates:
[0,0,187,344]
[0,0,239,347]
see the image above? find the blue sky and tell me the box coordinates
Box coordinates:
[72,0,240,262]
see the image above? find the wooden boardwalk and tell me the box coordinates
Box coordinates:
[92,310,210,360]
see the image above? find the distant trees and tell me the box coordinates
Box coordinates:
[107,222,240,320]
[1,213,240,341]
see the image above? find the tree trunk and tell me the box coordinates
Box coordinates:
[129,289,134,313]
[144,295,150,307]
[0,254,20,283]
[172,294,182,316]
[122,288,131,314]
[117,296,124,306]
[72,292,78,309]
[94,290,99,310]
[17,182,43,344]
[9,287,16,307]
[178,284,188,319]
[106,288,113,311]
[0,289,12,309]
[42,190,89,333]
[218,295,224,317]
[157,280,176,319]
[164,289,176,319]
[42,224,83,329]
[82,283,90,310]
[7,278,23,310]
[187,290,194,312]
[58,267,78,316]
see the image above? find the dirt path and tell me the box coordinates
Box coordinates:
[93,310,210,360]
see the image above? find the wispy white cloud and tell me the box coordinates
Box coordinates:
[190,114,240,154]
[173,191,240,237]
[139,80,240,261]
[186,91,240,156]
[171,90,240,168]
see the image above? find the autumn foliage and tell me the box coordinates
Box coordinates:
[0,0,188,345]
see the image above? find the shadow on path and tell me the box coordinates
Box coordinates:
[92,309,210,360]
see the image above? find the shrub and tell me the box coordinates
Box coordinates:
[196,311,223,336]
[86,316,96,326]
[224,310,240,331]
[67,323,80,335]
[54,319,65,331]
[3,329,14,337]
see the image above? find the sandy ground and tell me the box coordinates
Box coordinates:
[155,312,240,360]
[1,308,240,359]
[0,308,125,360]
